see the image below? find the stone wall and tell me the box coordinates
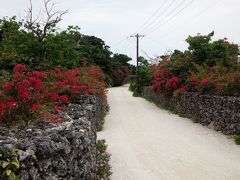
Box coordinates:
[143,87,240,135]
[0,95,104,180]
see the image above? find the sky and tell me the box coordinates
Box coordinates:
[0,0,240,65]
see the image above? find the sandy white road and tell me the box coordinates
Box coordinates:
[97,85,240,180]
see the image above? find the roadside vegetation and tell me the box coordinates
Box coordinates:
[131,32,240,145]
[0,0,117,178]
[96,140,112,180]
[131,32,240,97]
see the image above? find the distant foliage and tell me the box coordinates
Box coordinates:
[130,56,153,93]
[110,64,130,87]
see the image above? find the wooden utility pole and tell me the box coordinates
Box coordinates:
[130,34,145,93]
[130,34,145,67]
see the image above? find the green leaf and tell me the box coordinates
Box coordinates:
[9,171,19,180]
[11,161,20,169]
[11,149,18,156]
[6,169,12,176]
[2,161,10,168]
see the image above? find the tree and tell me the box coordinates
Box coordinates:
[186,31,213,65]
[138,56,149,67]
[24,0,68,42]
[78,35,112,72]
[0,17,40,69]
[186,31,238,67]
[112,53,132,66]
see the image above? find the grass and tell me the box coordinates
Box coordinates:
[96,140,112,180]
[234,136,240,145]
[97,111,107,132]
[192,117,199,123]
[132,90,141,97]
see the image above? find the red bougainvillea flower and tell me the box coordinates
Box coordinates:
[33,71,46,78]
[17,79,31,88]
[200,78,210,84]
[79,85,87,89]
[29,77,43,90]
[31,103,40,112]
[54,67,62,74]
[5,101,17,110]
[0,64,107,126]
[175,86,188,95]
[41,114,62,124]
[55,80,68,86]
[88,89,95,95]
[2,82,13,91]
[166,77,180,90]
[51,93,59,102]
[0,97,17,112]
[53,105,62,112]
[59,95,69,103]
[13,73,24,83]
[18,86,32,100]
[13,64,27,73]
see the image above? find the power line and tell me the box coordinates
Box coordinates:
[147,0,223,42]
[111,37,129,47]
[111,0,186,52]
[142,0,188,34]
[132,0,168,35]
[127,38,153,60]
[140,48,153,59]
[148,0,222,40]
[139,0,177,34]
[145,0,195,35]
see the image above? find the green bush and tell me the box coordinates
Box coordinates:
[235,136,240,145]
[0,148,20,180]
[96,140,112,180]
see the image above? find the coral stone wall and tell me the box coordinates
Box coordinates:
[0,95,104,180]
[143,87,240,135]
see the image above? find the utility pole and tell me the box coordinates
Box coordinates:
[130,34,145,93]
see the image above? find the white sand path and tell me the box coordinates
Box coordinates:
[98,85,240,180]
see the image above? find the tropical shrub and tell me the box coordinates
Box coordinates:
[188,64,240,96]
[0,64,107,127]
[151,33,240,97]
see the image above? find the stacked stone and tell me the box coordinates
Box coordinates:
[143,87,240,135]
[0,95,102,180]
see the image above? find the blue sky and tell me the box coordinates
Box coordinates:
[1,0,239,65]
